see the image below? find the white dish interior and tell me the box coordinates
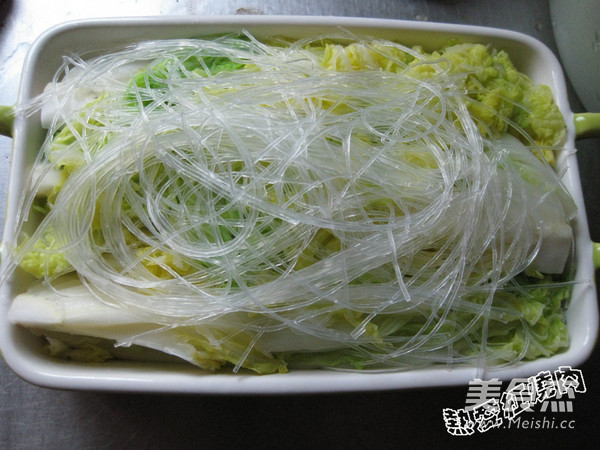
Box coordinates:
[0,15,597,393]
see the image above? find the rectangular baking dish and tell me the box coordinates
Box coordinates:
[0,15,598,394]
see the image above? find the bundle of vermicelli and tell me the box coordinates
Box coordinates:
[2,32,576,373]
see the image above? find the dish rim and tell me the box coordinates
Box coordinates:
[0,15,597,394]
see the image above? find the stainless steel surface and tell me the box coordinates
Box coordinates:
[550,0,600,112]
[0,1,598,446]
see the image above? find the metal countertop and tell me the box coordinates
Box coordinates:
[1,1,598,447]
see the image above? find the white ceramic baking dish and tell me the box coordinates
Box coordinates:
[0,15,598,394]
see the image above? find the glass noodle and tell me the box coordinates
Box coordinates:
[1,32,577,373]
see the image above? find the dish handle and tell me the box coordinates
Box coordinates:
[574,113,600,270]
[575,112,600,139]
[0,105,14,138]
